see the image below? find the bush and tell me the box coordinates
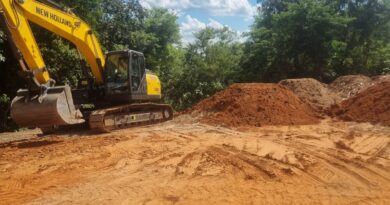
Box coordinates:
[0,94,16,132]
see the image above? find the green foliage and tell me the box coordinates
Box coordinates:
[98,0,145,51]
[242,0,351,82]
[0,30,5,62]
[168,27,243,110]
[0,94,9,131]
[0,28,25,96]
[40,38,84,86]
[337,0,390,76]
[243,0,390,82]
[57,0,103,29]
[0,94,16,132]
[142,8,180,71]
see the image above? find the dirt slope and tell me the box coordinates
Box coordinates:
[279,78,341,112]
[0,120,389,205]
[329,75,373,99]
[332,81,390,126]
[372,75,390,84]
[190,83,320,127]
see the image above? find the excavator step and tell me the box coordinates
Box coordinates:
[89,103,174,133]
[10,85,85,129]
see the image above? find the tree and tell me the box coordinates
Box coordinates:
[0,30,4,62]
[98,0,145,51]
[141,8,181,70]
[0,29,24,131]
[0,31,10,131]
[57,0,103,29]
[168,27,243,110]
[242,0,351,82]
[243,0,390,83]
[335,0,390,75]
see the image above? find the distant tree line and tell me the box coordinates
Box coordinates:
[241,0,390,82]
[0,0,389,131]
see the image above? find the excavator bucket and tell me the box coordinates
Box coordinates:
[10,85,85,128]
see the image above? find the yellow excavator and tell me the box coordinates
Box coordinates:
[0,0,173,133]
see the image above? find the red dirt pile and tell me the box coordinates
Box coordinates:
[279,78,342,112]
[190,83,320,127]
[329,75,373,99]
[372,75,390,84]
[332,81,390,126]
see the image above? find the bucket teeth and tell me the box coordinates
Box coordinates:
[10,85,85,128]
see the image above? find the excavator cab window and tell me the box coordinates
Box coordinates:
[130,53,144,91]
[105,53,130,94]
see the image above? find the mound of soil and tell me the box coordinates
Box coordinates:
[371,75,390,84]
[332,81,390,126]
[329,75,373,99]
[190,83,320,127]
[279,78,341,112]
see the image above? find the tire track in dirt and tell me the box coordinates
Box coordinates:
[1,121,389,205]
[275,138,384,187]
[275,132,390,189]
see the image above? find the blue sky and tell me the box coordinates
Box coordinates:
[140,0,259,44]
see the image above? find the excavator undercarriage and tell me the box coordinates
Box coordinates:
[11,83,174,134]
[89,103,173,133]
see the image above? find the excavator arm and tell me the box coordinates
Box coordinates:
[0,0,105,85]
[0,0,108,128]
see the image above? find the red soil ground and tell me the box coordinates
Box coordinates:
[190,83,320,127]
[332,81,390,126]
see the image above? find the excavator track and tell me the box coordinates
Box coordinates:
[89,103,174,133]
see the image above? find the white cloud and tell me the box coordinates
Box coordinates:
[140,0,256,17]
[180,15,207,45]
[180,15,243,45]
[140,1,184,16]
[140,1,256,45]
[208,18,224,29]
[140,0,192,10]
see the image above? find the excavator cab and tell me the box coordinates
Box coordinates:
[104,50,161,102]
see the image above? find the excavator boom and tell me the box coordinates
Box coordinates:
[0,0,105,84]
[0,0,107,128]
[0,0,173,132]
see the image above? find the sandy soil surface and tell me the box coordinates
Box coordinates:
[0,118,389,205]
[0,129,40,144]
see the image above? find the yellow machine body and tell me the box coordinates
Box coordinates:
[0,0,105,84]
[146,73,161,96]
[0,0,169,130]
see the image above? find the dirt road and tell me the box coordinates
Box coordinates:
[0,119,389,205]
